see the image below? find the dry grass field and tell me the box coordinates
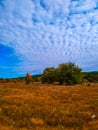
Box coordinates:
[0,82,98,130]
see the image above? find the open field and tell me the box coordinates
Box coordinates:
[0,82,98,130]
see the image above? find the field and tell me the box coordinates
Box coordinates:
[0,82,98,130]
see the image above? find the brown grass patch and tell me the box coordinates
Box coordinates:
[0,82,98,129]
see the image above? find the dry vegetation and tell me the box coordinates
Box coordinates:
[0,82,98,130]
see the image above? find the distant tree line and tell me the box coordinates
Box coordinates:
[41,62,84,85]
[0,63,98,84]
[83,72,98,83]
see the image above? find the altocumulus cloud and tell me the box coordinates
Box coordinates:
[0,0,98,78]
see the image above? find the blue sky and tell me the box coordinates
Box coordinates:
[0,0,98,78]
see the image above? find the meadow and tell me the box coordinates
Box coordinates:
[0,82,98,130]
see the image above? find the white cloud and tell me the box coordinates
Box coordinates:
[0,0,98,77]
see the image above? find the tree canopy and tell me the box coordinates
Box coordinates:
[41,67,57,83]
[41,62,83,85]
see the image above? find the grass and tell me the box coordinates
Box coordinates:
[0,82,98,130]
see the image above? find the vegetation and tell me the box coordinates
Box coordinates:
[83,72,98,83]
[0,82,98,130]
[41,62,83,85]
[0,67,97,85]
[25,73,33,84]
[0,62,98,129]
[57,62,83,85]
[33,74,42,82]
[41,67,57,84]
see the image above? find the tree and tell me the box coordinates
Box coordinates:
[56,63,68,85]
[41,67,57,83]
[41,62,83,85]
[57,62,83,85]
[25,73,32,84]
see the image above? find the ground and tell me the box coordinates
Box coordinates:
[0,82,98,130]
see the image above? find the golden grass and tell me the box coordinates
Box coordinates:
[0,82,98,130]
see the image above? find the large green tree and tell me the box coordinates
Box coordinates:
[41,62,83,85]
[56,63,68,85]
[57,62,83,85]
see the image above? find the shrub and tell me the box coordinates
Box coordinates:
[25,73,33,84]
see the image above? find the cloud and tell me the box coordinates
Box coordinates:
[0,0,98,77]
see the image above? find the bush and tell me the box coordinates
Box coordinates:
[25,73,33,84]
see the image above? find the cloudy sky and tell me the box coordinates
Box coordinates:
[0,0,98,78]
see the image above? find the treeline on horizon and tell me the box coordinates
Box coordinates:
[0,62,98,85]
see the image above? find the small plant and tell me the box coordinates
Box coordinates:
[25,73,33,84]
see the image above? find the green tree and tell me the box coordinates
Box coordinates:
[57,63,68,85]
[41,62,83,85]
[57,62,83,85]
[41,67,57,83]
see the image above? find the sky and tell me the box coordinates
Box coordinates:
[0,0,98,78]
